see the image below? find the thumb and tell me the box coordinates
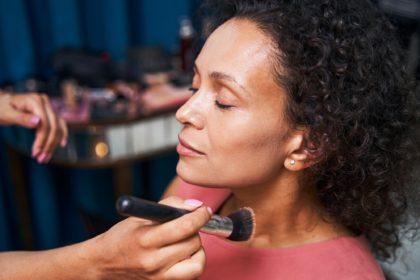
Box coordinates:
[13,112,41,128]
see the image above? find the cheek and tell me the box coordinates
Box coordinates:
[206,117,287,186]
[209,107,286,156]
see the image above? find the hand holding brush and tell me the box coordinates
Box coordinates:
[116,195,255,241]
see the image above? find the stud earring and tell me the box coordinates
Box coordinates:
[290,159,296,165]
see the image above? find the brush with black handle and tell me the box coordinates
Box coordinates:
[116,195,255,241]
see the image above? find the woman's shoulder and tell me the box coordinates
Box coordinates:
[201,234,385,280]
[316,235,385,279]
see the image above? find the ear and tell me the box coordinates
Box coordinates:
[283,129,320,171]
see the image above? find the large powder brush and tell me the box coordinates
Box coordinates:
[116,195,255,241]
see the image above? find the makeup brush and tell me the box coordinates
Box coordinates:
[116,195,255,241]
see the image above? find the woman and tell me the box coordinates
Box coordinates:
[164,0,420,279]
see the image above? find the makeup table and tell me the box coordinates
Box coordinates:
[2,83,190,248]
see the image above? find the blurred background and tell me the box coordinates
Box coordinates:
[0,1,419,279]
[0,0,203,251]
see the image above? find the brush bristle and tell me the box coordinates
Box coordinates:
[226,207,255,241]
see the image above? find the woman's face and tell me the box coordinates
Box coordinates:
[176,19,295,188]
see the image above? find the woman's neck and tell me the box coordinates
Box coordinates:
[219,171,351,248]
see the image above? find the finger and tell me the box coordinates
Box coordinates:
[135,234,202,274]
[141,206,211,247]
[38,95,60,162]
[163,248,206,280]
[21,114,41,128]
[11,94,50,158]
[159,196,204,211]
[59,118,68,147]
[8,109,41,129]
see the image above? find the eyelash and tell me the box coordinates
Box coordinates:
[188,87,198,94]
[188,87,233,110]
[214,100,233,110]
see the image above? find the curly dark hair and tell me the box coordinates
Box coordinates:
[200,0,420,260]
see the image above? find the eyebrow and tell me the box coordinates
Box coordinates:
[193,63,250,96]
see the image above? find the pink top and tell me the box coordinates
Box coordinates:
[176,181,385,280]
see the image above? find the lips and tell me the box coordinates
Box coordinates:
[177,136,205,157]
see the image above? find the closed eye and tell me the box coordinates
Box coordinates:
[215,100,233,110]
[188,87,199,94]
[189,87,233,110]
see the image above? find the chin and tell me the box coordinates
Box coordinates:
[176,163,222,188]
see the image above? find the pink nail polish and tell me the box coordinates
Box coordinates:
[184,199,203,207]
[29,116,40,125]
[60,138,67,147]
[37,153,47,163]
[207,207,213,215]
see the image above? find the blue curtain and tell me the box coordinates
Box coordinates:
[0,0,193,250]
[0,129,21,250]
[0,0,194,83]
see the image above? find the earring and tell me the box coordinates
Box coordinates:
[290,159,296,165]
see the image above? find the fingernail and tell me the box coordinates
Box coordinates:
[60,138,67,147]
[184,199,203,207]
[29,115,40,125]
[37,153,47,163]
[207,207,213,215]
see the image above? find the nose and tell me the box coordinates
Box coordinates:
[175,92,204,129]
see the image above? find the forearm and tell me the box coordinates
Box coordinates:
[0,199,211,280]
[0,239,99,280]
